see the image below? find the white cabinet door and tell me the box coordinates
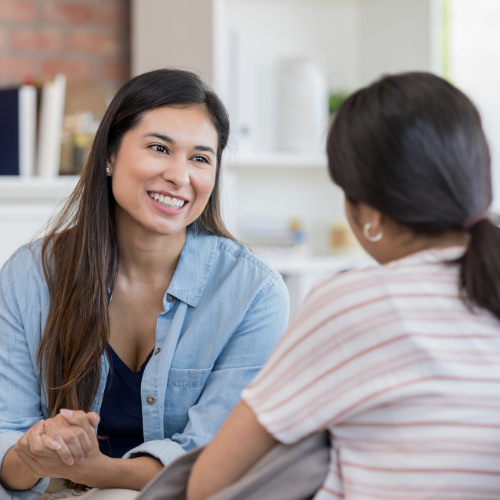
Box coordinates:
[0,177,78,267]
[0,202,62,266]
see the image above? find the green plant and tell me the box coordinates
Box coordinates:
[329,91,350,115]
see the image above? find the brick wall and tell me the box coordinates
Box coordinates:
[0,0,130,86]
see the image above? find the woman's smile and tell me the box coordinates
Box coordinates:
[147,190,188,215]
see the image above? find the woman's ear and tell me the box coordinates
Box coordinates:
[348,199,382,230]
[106,155,115,176]
[364,205,383,235]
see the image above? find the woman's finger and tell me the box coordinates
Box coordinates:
[60,426,89,465]
[87,412,100,428]
[42,426,76,465]
[31,420,61,453]
[60,408,99,456]
[28,421,53,458]
[40,432,62,452]
[69,423,93,457]
[60,409,94,433]
[17,425,33,451]
[59,410,97,457]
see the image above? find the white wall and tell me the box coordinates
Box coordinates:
[131,0,215,81]
[449,0,500,213]
[358,0,435,86]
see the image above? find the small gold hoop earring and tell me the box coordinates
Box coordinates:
[363,222,383,242]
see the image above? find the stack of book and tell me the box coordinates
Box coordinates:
[240,218,310,260]
[0,74,66,177]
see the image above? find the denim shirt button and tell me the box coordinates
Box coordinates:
[166,294,174,303]
[155,347,161,355]
[146,396,155,405]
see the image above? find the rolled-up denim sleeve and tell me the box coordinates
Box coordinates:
[0,253,49,500]
[123,276,289,466]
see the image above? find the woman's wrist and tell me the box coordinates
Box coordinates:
[84,455,163,490]
[0,445,40,491]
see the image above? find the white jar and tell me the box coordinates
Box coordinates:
[277,58,328,153]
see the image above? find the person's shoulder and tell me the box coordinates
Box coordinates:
[215,236,283,281]
[1,239,44,279]
[294,262,388,322]
[0,240,47,315]
[303,248,458,314]
[316,261,383,292]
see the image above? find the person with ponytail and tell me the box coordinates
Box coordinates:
[0,69,289,498]
[186,72,500,500]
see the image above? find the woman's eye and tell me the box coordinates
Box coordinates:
[193,155,209,164]
[151,144,167,154]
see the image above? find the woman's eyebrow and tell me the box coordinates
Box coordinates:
[144,132,174,143]
[144,133,216,155]
[194,145,216,155]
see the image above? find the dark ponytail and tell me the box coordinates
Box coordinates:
[457,219,500,319]
[327,71,500,320]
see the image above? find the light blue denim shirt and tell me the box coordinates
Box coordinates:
[0,230,289,500]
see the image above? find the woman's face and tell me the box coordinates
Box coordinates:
[109,106,219,237]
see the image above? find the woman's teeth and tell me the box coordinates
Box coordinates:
[149,192,186,209]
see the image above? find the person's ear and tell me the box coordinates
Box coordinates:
[355,202,380,227]
[366,208,383,234]
[357,203,384,243]
[106,155,115,176]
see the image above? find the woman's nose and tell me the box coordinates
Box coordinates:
[163,157,190,187]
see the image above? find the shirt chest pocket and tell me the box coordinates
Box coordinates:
[164,367,212,436]
[167,367,212,389]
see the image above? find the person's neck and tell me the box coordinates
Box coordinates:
[115,210,187,286]
[376,229,469,265]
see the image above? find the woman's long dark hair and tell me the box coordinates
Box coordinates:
[327,71,500,320]
[39,69,233,416]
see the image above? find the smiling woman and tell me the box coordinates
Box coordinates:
[111,106,219,242]
[0,70,289,499]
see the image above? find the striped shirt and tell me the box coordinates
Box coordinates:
[242,247,500,500]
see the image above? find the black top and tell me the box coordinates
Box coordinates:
[98,345,153,459]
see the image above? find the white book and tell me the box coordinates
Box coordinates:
[37,74,66,178]
[18,85,37,177]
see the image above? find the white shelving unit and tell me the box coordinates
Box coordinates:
[0,176,78,266]
[132,0,443,246]
[0,176,78,201]
[131,0,443,312]
[0,0,443,313]
[227,152,327,169]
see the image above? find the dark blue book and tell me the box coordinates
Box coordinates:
[0,89,19,175]
[0,86,36,176]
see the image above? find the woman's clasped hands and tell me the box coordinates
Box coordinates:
[15,410,109,485]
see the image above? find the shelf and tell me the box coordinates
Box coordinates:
[0,176,79,202]
[261,253,375,275]
[226,152,328,169]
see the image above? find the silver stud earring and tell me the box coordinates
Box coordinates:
[363,222,383,242]
[106,167,111,174]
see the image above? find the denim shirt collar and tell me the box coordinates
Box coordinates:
[167,228,218,308]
